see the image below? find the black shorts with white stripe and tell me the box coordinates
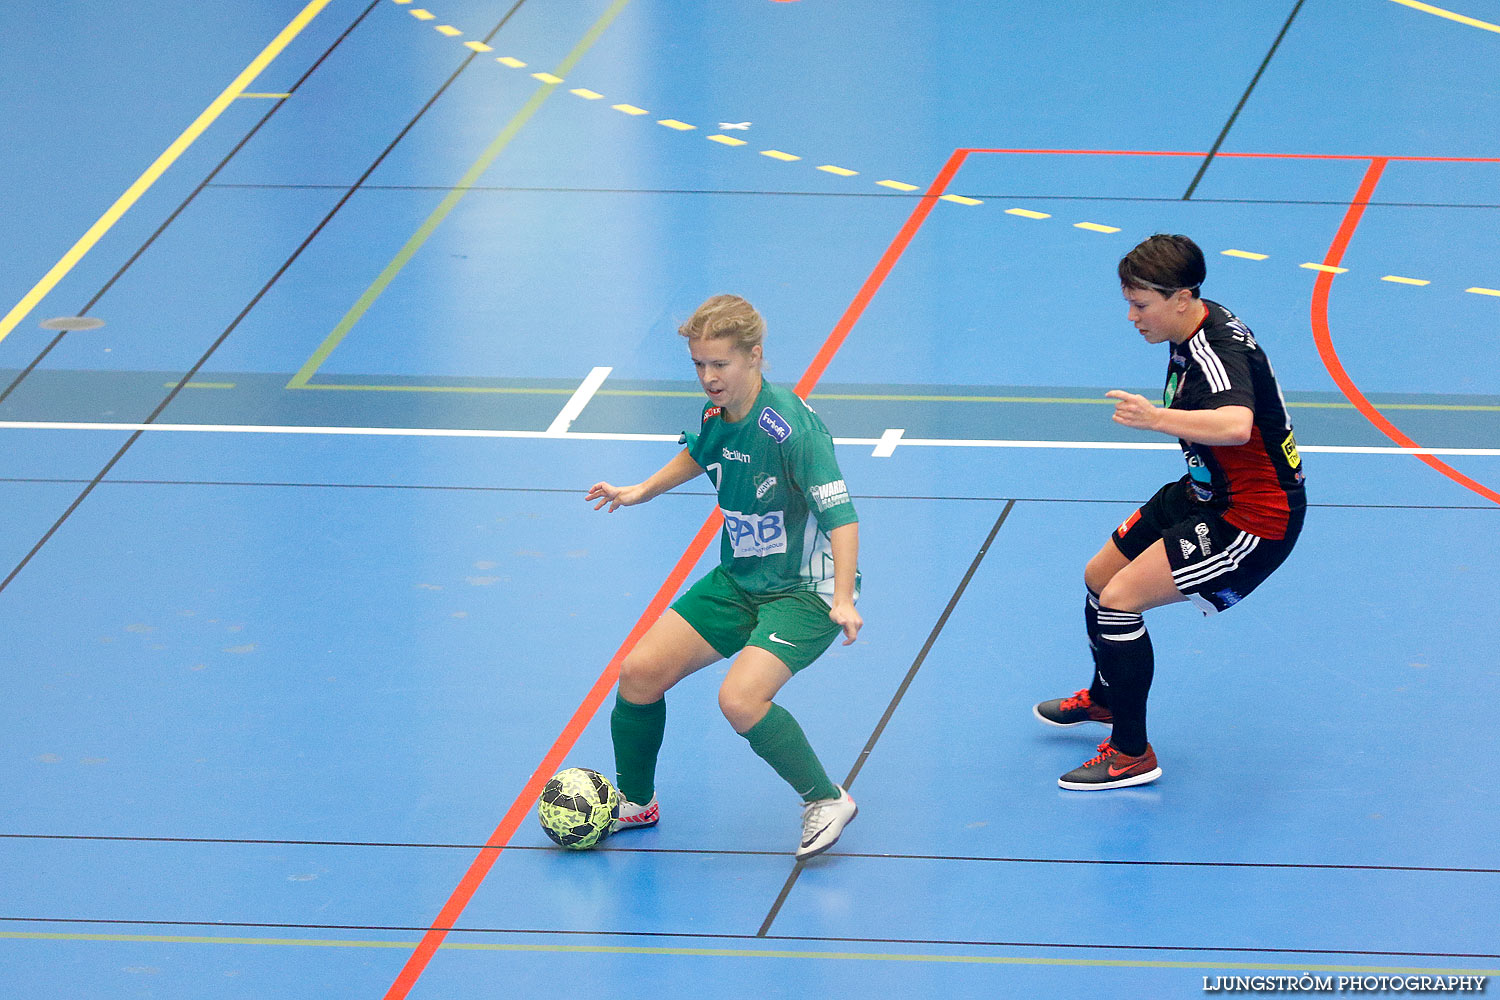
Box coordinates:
[1110,478,1303,615]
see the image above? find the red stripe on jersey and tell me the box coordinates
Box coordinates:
[1214,426,1292,539]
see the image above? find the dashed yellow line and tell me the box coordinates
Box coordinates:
[391,0,1497,301]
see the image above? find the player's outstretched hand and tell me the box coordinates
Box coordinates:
[586,481,645,512]
[828,600,862,645]
[1106,390,1160,432]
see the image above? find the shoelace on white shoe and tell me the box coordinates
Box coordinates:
[801,796,839,835]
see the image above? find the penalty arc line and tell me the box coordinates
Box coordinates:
[1309,159,1500,507]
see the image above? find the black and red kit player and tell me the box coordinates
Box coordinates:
[1033,233,1306,789]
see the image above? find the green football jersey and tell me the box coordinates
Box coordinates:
[681,380,859,600]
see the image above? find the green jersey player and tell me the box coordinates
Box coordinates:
[586,294,861,859]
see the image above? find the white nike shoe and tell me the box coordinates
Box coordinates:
[795,786,857,859]
[610,795,659,833]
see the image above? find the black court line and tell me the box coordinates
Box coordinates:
[4,832,1497,876]
[2,916,1495,962]
[0,479,1493,512]
[1182,0,1307,200]
[756,501,1017,938]
[0,2,531,598]
[0,0,383,410]
[200,182,1500,211]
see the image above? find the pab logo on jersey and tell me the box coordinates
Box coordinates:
[758,407,792,443]
[721,509,786,558]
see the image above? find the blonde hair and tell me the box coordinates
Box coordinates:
[678,294,765,354]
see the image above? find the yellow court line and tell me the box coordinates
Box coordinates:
[0,0,333,347]
[286,0,633,389]
[1386,0,1500,34]
[3,931,1497,977]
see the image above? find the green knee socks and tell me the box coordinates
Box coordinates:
[610,692,666,805]
[743,703,839,803]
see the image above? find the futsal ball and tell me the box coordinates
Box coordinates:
[537,767,620,850]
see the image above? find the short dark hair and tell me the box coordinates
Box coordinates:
[1118,234,1206,298]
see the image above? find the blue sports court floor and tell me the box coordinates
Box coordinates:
[2,2,1499,997]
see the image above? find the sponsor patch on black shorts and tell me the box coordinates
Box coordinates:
[1112,479,1302,614]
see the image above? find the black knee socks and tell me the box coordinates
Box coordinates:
[1092,606,1154,756]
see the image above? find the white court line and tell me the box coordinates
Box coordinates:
[872,428,905,457]
[3,420,1500,457]
[545,366,612,435]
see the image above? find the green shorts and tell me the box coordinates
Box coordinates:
[671,566,842,674]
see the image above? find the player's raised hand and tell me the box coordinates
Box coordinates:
[586,481,644,512]
[1106,390,1160,432]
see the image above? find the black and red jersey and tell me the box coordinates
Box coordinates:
[1164,300,1307,540]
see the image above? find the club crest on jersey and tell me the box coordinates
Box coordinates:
[755,473,778,500]
[704,406,723,421]
[758,407,792,443]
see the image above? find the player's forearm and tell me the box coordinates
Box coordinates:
[639,448,703,501]
[1153,405,1253,446]
[829,522,859,604]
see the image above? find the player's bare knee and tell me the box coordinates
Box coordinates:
[1098,579,1146,614]
[1084,556,1115,595]
[717,679,765,733]
[618,651,668,704]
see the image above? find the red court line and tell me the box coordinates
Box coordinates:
[381,150,966,1000]
[962,144,1499,506]
[1308,157,1500,506]
[963,147,1500,163]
